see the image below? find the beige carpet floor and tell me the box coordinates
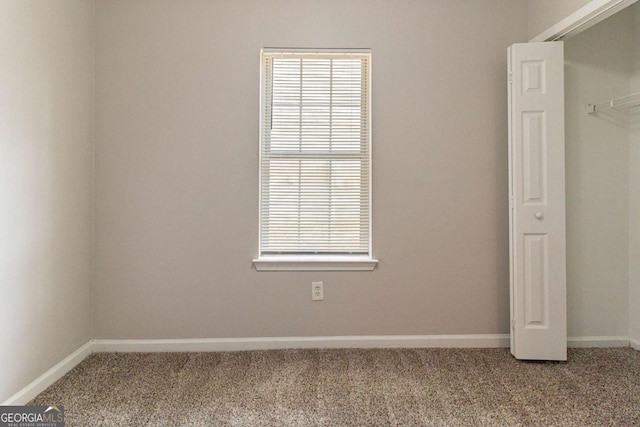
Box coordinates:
[30,347,640,426]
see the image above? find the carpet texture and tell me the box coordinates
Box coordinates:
[29,348,640,426]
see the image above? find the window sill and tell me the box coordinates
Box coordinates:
[252,256,378,271]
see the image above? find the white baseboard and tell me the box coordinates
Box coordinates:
[2,341,93,406]
[93,334,512,353]
[567,336,629,348]
[92,335,636,353]
[631,338,640,351]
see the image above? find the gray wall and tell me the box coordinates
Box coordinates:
[94,0,528,339]
[630,4,640,345]
[526,0,592,40]
[631,82,640,345]
[0,0,94,402]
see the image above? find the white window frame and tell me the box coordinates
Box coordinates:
[253,48,377,271]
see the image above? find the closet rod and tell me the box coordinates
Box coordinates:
[587,92,640,115]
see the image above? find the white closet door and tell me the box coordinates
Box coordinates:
[508,42,566,361]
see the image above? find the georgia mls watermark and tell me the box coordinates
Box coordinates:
[0,406,64,427]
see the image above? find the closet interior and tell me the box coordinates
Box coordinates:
[563,1,640,346]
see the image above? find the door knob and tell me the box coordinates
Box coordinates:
[535,212,543,220]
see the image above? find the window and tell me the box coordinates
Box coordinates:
[253,49,377,271]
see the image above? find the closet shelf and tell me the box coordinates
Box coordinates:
[587,92,640,115]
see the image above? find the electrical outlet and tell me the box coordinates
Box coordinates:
[312,281,324,301]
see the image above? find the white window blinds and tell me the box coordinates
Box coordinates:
[259,49,371,256]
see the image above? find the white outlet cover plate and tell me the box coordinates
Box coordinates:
[312,281,324,301]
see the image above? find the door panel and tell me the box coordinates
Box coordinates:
[508,42,566,361]
[522,111,546,204]
[523,233,548,328]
